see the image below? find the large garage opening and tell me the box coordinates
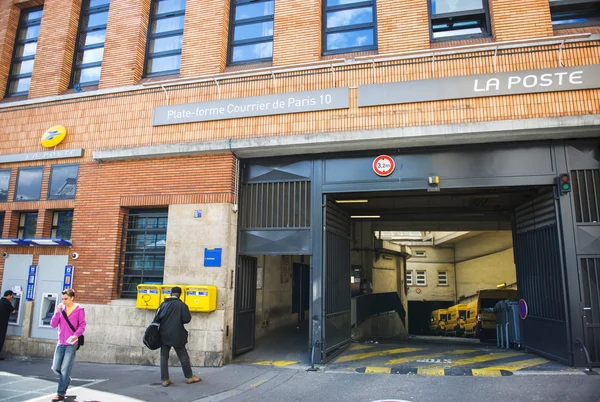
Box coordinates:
[327,184,567,364]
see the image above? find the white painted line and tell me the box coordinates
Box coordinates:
[23,379,108,402]
[512,371,586,376]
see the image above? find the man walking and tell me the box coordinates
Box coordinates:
[0,290,16,360]
[155,286,200,387]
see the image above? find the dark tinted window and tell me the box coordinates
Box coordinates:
[48,164,79,200]
[14,167,43,201]
[323,0,377,54]
[550,0,600,27]
[6,7,43,96]
[18,212,38,239]
[52,211,74,240]
[0,170,10,203]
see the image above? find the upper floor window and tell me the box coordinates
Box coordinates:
[144,0,186,77]
[0,169,10,203]
[416,270,427,286]
[323,0,377,55]
[48,164,79,200]
[18,212,38,239]
[6,7,43,97]
[14,167,43,202]
[72,0,110,87]
[0,213,4,238]
[406,270,413,286]
[550,0,600,27]
[228,0,274,65]
[438,271,448,286]
[429,0,490,40]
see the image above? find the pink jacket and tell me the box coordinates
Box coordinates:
[50,304,86,346]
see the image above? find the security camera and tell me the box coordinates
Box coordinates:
[1,252,8,258]
[71,252,79,260]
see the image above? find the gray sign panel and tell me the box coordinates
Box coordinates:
[153,88,349,126]
[358,65,600,107]
[0,148,83,164]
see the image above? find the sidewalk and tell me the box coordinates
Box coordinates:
[0,358,279,402]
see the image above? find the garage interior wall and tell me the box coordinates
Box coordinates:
[253,255,308,340]
[406,247,455,302]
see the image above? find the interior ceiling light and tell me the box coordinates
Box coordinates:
[335,199,369,203]
[350,215,381,219]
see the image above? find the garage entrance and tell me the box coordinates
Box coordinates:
[234,139,599,368]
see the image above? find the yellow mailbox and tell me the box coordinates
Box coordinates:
[160,285,186,304]
[185,286,217,312]
[136,284,161,310]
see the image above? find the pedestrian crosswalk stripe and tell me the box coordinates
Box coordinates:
[386,349,479,365]
[335,348,424,363]
[479,357,549,372]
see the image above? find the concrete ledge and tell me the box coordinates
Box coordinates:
[93,115,600,162]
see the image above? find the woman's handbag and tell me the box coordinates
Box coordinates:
[61,310,84,350]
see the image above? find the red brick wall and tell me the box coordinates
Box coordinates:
[490,0,553,41]
[29,0,82,99]
[180,0,230,77]
[0,3,20,96]
[377,0,430,53]
[99,0,150,88]
[273,0,321,65]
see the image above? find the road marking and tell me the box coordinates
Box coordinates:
[417,367,444,376]
[253,361,297,367]
[445,352,522,367]
[386,349,478,365]
[365,367,392,374]
[472,369,502,377]
[479,358,549,372]
[351,345,375,351]
[250,379,268,387]
[335,348,424,363]
[21,379,109,402]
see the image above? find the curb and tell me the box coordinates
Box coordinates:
[356,367,513,376]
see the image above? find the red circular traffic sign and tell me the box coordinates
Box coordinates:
[519,299,528,319]
[373,155,395,177]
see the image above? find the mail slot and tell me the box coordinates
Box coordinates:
[160,285,186,304]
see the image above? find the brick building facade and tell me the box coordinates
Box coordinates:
[0,0,598,366]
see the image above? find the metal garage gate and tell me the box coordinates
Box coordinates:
[568,140,600,367]
[514,191,569,364]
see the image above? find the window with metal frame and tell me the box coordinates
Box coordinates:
[119,209,168,298]
[406,270,413,286]
[6,7,43,97]
[14,167,44,202]
[228,0,274,65]
[0,213,3,238]
[438,271,448,286]
[144,0,186,77]
[51,211,74,240]
[550,0,600,28]
[416,270,427,286]
[48,164,79,200]
[72,0,110,87]
[18,212,38,239]
[429,0,490,41]
[323,0,377,55]
[0,169,10,203]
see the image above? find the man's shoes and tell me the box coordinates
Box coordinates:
[161,379,172,387]
[186,376,201,384]
[51,395,65,401]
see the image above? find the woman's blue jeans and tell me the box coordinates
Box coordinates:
[51,344,77,396]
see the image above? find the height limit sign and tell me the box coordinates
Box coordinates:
[373,155,395,177]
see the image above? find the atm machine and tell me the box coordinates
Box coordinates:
[39,293,58,327]
[7,289,23,327]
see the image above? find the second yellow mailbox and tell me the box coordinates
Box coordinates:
[185,286,217,312]
[160,284,186,304]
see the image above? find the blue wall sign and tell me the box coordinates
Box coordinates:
[194,210,202,218]
[63,265,74,290]
[26,265,37,301]
[204,248,222,267]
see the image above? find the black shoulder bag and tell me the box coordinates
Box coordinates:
[61,310,85,350]
[143,306,162,350]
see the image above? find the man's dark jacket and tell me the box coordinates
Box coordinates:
[155,297,191,347]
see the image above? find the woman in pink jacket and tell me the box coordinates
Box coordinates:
[49,288,86,402]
